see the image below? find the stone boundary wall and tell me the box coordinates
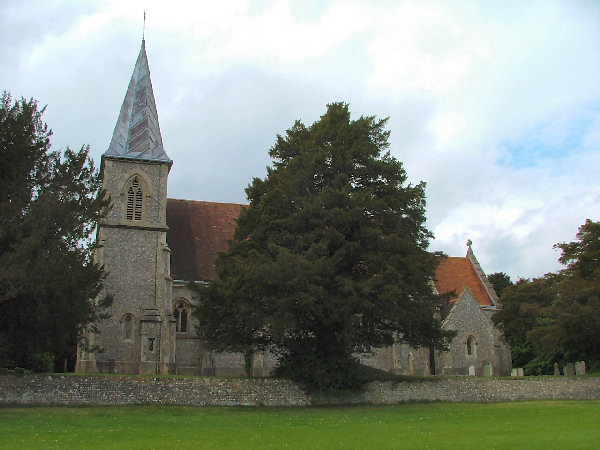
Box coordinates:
[1,375,599,407]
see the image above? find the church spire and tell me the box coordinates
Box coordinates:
[105,40,171,163]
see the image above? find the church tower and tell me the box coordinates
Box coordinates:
[77,40,175,374]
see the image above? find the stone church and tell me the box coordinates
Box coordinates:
[76,41,512,377]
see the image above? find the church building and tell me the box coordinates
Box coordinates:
[76,41,511,377]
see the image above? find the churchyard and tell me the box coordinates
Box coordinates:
[1,400,598,449]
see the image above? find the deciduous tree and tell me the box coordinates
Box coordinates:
[493,220,600,373]
[487,272,513,298]
[492,274,558,372]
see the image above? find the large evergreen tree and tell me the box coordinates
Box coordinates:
[193,103,449,391]
[0,92,110,371]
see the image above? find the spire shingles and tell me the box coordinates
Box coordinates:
[105,40,171,163]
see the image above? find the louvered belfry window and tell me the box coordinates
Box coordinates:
[126,176,143,221]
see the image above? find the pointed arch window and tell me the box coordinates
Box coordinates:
[173,301,189,333]
[407,353,415,376]
[466,335,476,356]
[126,176,143,221]
[123,314,134,340]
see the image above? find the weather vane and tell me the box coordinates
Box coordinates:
[143,11,146,40]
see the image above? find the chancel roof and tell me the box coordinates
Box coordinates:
[433,255,497,307]
[105,40,171,163]
[166,199,244,281]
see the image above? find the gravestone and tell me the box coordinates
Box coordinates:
[468,365,476,376]
[554,362,560,376]
[563,363,575,376]
[511,368,518,377]
[575,361,586,375]
[517,368,524,377]
[483,363,493,377]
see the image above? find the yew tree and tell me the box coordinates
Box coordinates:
[194,103,448,391]
[0,93,110,371]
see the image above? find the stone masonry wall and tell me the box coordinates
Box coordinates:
[1,375,599,407]
[437,290,511,376]
[78,157,174,375]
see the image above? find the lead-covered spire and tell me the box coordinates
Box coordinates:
[105,40,171,162]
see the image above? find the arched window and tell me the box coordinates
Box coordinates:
[466,336,476,356]
[123,314,134,340]
[126,176,143,221]
[173,301,188,333]
[407,353,415,376]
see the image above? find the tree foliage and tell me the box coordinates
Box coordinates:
[0,92,110,371]
[193,103,449,392]
[487,272,513,298]
[493,220,600,374]
[555,219,600,280]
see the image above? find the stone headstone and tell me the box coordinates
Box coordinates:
[517,368,524,377]
[554,362,560,376]
[511,368,518,377]
[483,363,493,377]
[468,365,476,376]
[575,361,586,375]
[563,363,575,376]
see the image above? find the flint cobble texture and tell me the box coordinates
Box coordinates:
[1,375,599,407]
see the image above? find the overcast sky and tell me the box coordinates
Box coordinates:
[2,0,599,280]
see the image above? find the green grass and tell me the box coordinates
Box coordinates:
[0,401,598,449]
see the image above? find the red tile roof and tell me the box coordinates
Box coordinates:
[166,199,244,281]
[167,199,494,308]
[433,257,493,306]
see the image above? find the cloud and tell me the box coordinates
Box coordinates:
[1,0,599,280]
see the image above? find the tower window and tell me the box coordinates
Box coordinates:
[123,314,134,340]
[126,176,143,221]
[174,301,188,333]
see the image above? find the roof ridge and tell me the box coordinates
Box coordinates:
[167,198,247,207]
[466,245,500,308]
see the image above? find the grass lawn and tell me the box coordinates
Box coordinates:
[0,400,598,449]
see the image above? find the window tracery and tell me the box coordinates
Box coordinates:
[126,176,143,221]
[173,301,189,333]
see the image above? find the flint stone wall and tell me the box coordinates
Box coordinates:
[1,375,600,407]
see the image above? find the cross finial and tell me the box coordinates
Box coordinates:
[466,238,472,249]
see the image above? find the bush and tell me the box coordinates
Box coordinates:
[524,355,554,376]
[31,353,55,373]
